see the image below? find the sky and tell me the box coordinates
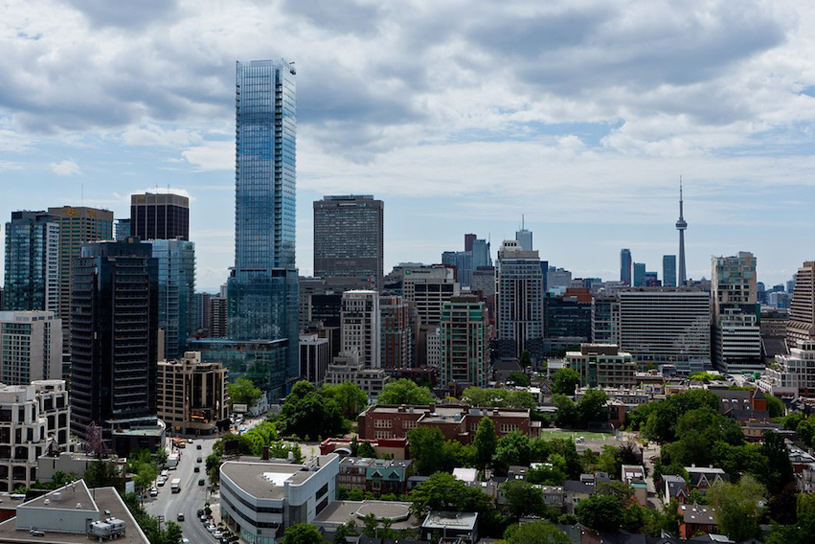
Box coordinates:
[2,0,815,292]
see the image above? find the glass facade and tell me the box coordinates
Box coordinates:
[3,212,60,312]
[150,239,196,360]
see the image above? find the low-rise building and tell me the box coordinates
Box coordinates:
[0,380,69,492]
[324,353,390,398]
[157,351,228,435]
[319,436,410,460]
[219,454,339,543]
[565,343,638,388]
[621,464,648,506]
[337,458,414,497]
[663,474,689,505]
[311,500,419,542]
[685,466,728,492]
[420,511,478,543]
[678,503,719,540]
[760,339,815,398]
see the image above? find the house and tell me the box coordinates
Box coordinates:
[678,503,719,540]
[420,511,478,543]
[621,465,648,506]
[338,457,414,497]
[685,466,728,491]
[563,473,613,513]
[662,474,689,505]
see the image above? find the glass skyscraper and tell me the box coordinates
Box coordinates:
[226,59,299,397]
[151,239,196,360]
[3,211,60,312]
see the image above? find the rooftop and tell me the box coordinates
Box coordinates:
[312,500,417,529]
[422,511,478,531]
[221,456,336,500]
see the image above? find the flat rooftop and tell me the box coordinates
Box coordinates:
[221,457,334,500]
[312,500,417,529]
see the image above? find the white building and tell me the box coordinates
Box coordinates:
[299,333,330,385]
[496,240,544,360]
[400,265,459,326]
[711,253,761,372]
[341,290,380,368]
[0,311,62,385]
[0,380,69,492]
[759,339,815,398]
[219,454,339,544]
[324,352,388,398]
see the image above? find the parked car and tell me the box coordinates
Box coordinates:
[196,444,202,450]
[149,488,158,497]
[198,478,206,486]
[197,457,202,463]
[177,513,185,522]
[194,466,200,473]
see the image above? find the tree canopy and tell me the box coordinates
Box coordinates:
[378,378,434,405]
[409,472,495,517]
[281,523,324,544]
[506,371,531,387]
[550,368,581,395]
[503,520,569,544]
[575,494,623,533]
[227,377,263,409]
[276,380,347,439]
[474,417,497,471]
[321,381,368,419]
[461,387,536,409]
[707,474,765,542]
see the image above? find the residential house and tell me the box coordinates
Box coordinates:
[685,466,728,492]
[662,474,689,506]
[678,503,719,540]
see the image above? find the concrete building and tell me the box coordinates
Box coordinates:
[0,311,62,385]
[313,195,384,292]
[440,295,489,392]
[312,500,419,541]
[0,380,69,492]
[219,455,339,544]
[711,252,761,372]
[341,290,381,368]
[398,265,460,326]
[546,266,572,293]
[546,289,593,343]
[592,296,620,344]
[565,344,637,388]
[380,295,412,370]
[760,340,815,398]
[157,352,227,436]
[209,296,228,338]
[3,211,60,313]
[496,240,544,360]
[788,261,815,345]
[324,353,389,398]
[618,290,711,374]
[299,333,330,385]
[130,192,190,241]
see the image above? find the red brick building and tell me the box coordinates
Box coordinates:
[358,404,533,444]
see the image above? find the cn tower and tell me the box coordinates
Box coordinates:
[676,177,687,285]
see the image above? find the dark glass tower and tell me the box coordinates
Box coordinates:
[70,237,158,440]
[227,59,298,392]
[130,192,190,241]
[3,211,60,312]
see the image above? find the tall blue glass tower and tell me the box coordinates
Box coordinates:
[227,59,299,397]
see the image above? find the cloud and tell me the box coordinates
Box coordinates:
[50,159,81,176]
[180,140,233,171]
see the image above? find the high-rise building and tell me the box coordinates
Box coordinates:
[676,179,688,285]
[3,211,60,312]
[150,239,196,360]
[663,255,677,287]
[496,240,544,360]
[380,295,412,370]
[400,265,460,326]
[69,237,158,440]
[299,333,330,385]
[130,192,190,241]
[633,263,646,287]
[620,249,632,286]
[619,290,711,374]
[46,206,114,350]
[227,59,298,391]
[157,351,227,436]
[194,292,212,333]
[711,252,760,372]
[314,195,384,291]
[592,296,620,344]
[209,296,228,338]
[471,237,492,269]
[0,311,62,384]
[546,289,593,342]
[440,295,488,391]
[114,218,131,241]
[340,290,380,368]
[515,218,533,252]
[787,261,815,345]
[565,344,637,388]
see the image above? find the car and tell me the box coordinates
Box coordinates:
[200,515,208,522]
[157,479,166,486]
[188,439,194,444]
[196,444,202,450]
[198,478,206,486]
[207,524,216,533]
[176,513,185,522]
[196,509,204,517]
[149,488,158,497]
[194,466,200,473]
[213,531,222,538]
[197,457,202,463]
[182,539,190,544]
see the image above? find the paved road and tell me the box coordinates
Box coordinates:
[145,437,219,543]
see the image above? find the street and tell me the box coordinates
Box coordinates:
[145,436,219,543]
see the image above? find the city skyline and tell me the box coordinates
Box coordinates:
[3,1,815,291]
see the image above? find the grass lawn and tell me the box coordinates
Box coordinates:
[539,429,614,441]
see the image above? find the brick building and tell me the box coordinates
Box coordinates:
[337,457,413,497]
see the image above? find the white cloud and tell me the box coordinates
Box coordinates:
[180,140,233,171]
[49,159,81,176]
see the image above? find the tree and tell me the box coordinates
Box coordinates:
[765,393,785,418]
[85,459,123,490]
[409,472,495,517]
[506,371,531,387]
[527,463,567,486]
[357,440,377,459]
[474,417,497,471]
[333,521,359,544]
[501,480,546,518]
[595,445,622,477]
[519,349,533,368]
[552,394,577,428]
[707,474,765,541]
[550,368,580,396]
[378,378,434,405]
[575,494,623,532]
[493,431,532,473]
[227,377,263,409]
[321,381,368,419]
[576,389,608,426]
[276,385,346,438]
[797,418,814,447]
[503,520,569,544]
[641,389,721,444]
[281,522,324,544]
[761,430,795,496]
[462,387,536,409]
[408,426,446,476]
[766,510,815,544]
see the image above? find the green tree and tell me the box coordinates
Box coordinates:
[408,426,446,476]
[527,463,567,486]
[321,381,368,419]
[493,431,532,473]
[506,371,530,387]
[575,494,623,532]
[761,430,795,496]
[552,394,578,428]
[281,522,324,544]
[378,378,434,405]
[227,377,263,409]
[501,480,546,518]
[576,389,608,426]
[409,472,495,517]
[503,520,569,544]
[519,349,533,368]
[765,393,785,418]
[357,440,377,459]
[782,412,804,431]
[550,368,580,396]
[461,387,536,409]
[84,459,123,490]
[474,417,497,471]
[595,445,622,477]
[707,474,765,541]
[276,383,346,438]
[797,418,815,447]
[766,510,815,544]
[161,521,183,544]
[641,389,721,444]
[333,520,359,544]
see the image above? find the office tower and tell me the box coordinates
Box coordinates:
[547,266,572,292]
[299,333,330,385]
[46,206,114,349]
[471,237,492,268]
[663,255,677,287]
[440,295,488,391]
[788,276,797,295]
[380,295,412,370]
[156,352,227,435]
[464,233,476,252]
[788,261,815,345]
[620,249,632,286]
[496,240,544,360]
[130,192,190,241]
[711,252,760,372]
[546,288,592,342]
[114,218,131,241]
[401,265,460,326]
[644,271,660,287]
[633,263,646,287]
[0,311,62,384]
[515,218,533,251]
[70,237,158,440]
[3,211,60,312]
[209,296,228,338]
[592,295,620,344]
[455,251,473,288]
[227,59,299,389]
[150,239,196,360]
[619,290,711,374]
[676,179,688,285]
[314,195,384,291]
[340,290,380,368]
[195,292,212,333]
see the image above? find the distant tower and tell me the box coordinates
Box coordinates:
[676,178,688,285]
[515,215,533,252]
[620,249,632,286]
